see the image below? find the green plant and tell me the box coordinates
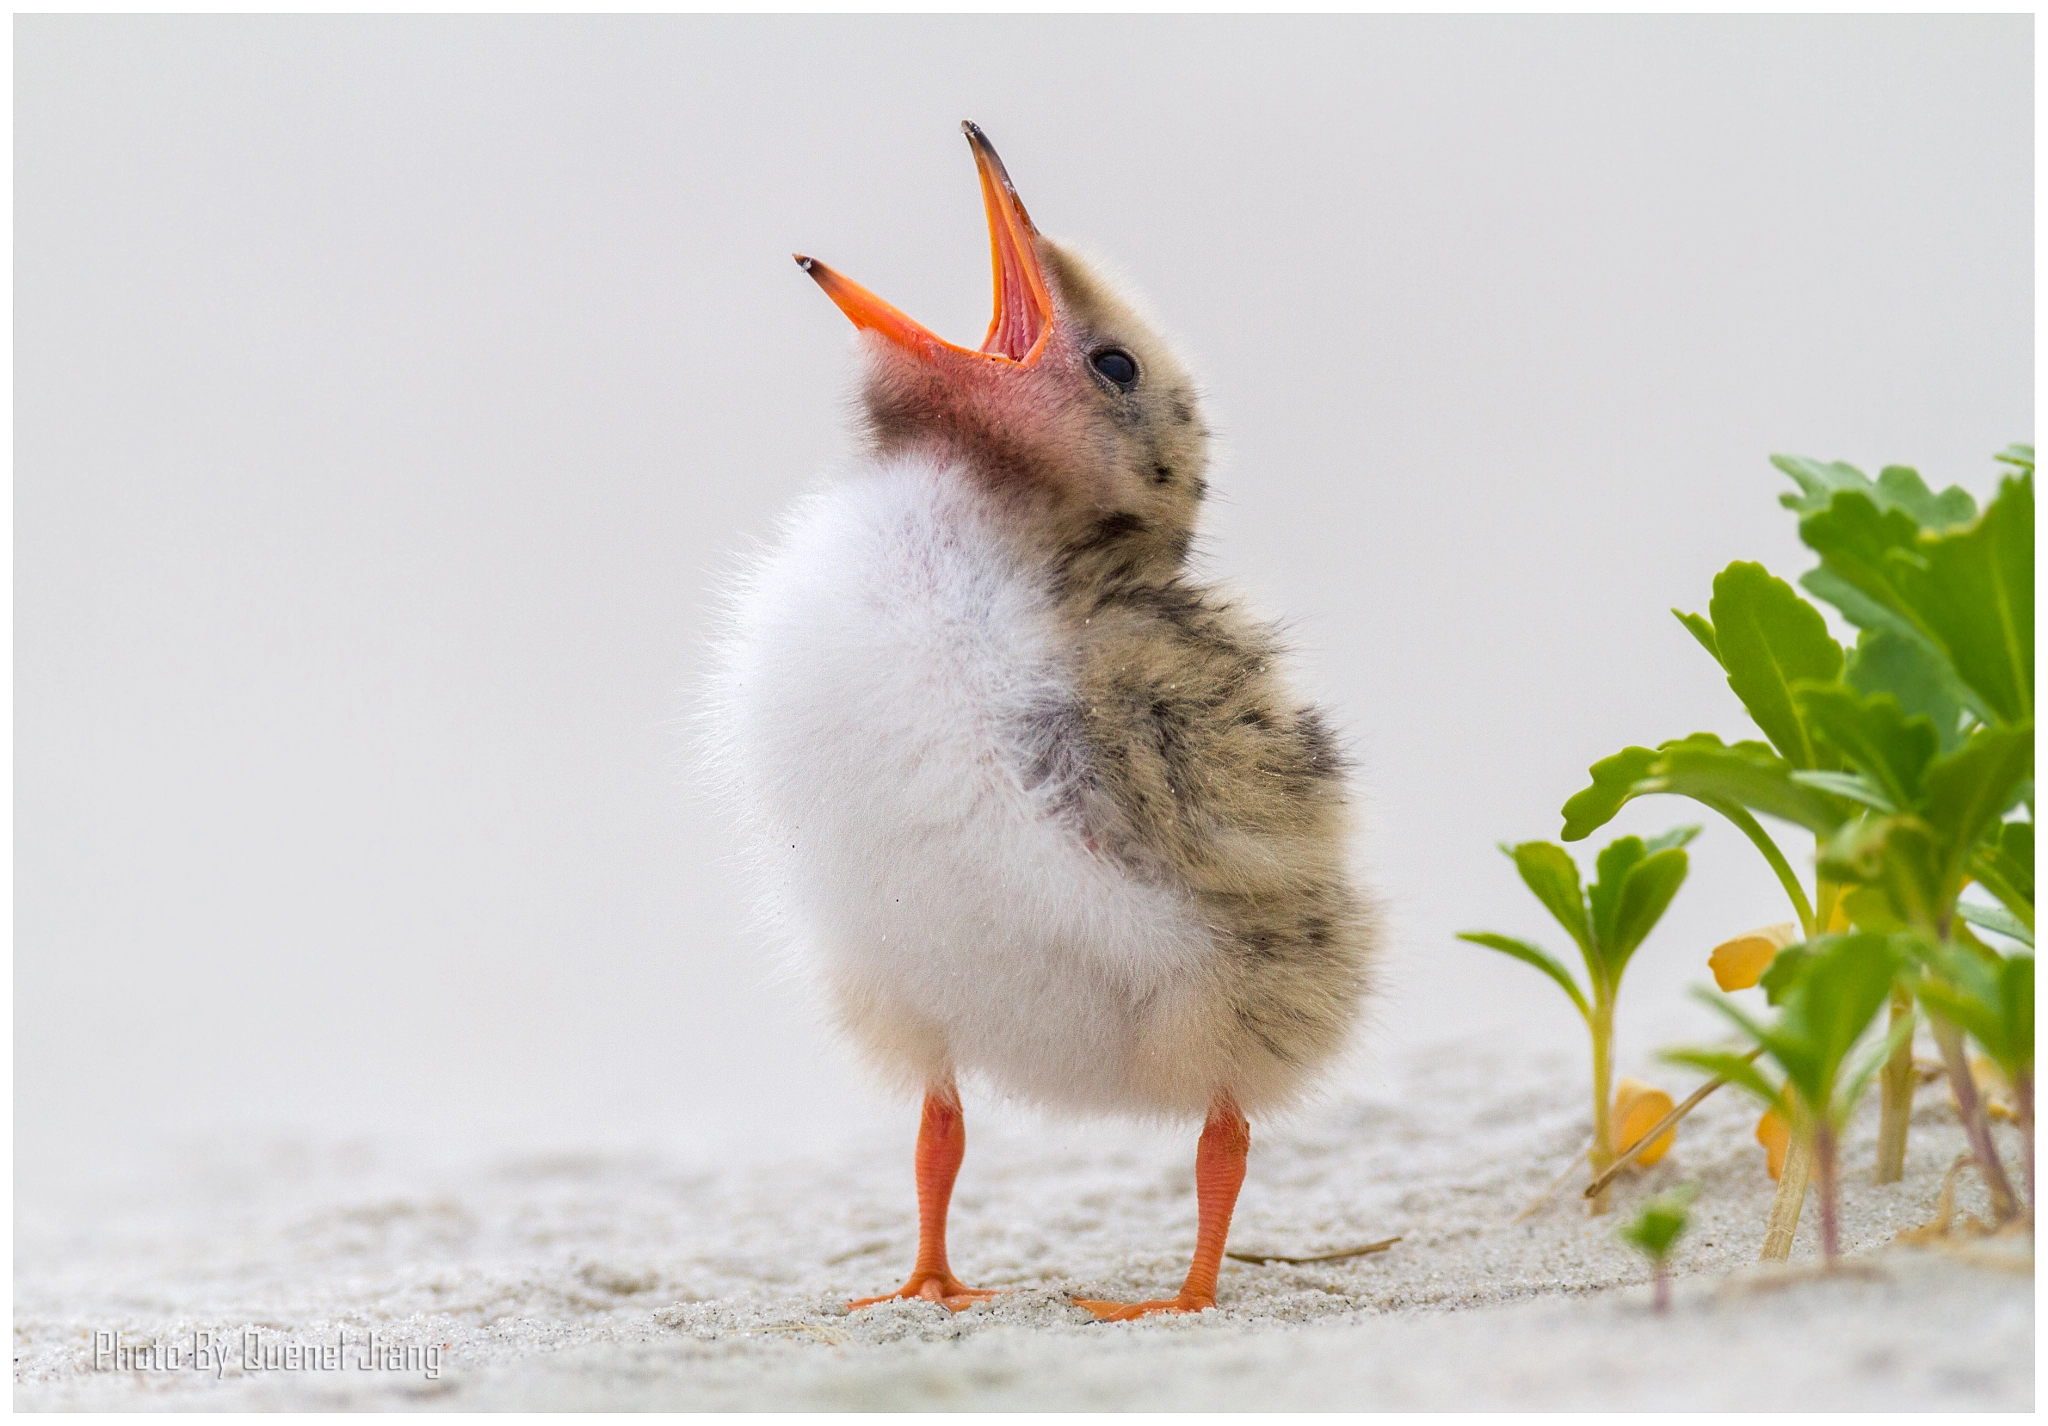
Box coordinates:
[1796,455,2035,1221]
[1669,933,1914,1261]
[1473,444,2029,1264]
[1562,449,2034,1223]
[1460,828,1695,1213]
[1558,562,1862,1237]
[1618,1182,1698,1312]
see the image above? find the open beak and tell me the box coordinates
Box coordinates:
[795,122,1055,367]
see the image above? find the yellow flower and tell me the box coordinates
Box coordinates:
[1612,1078,1677,1167]
[1708,922,1801,991]
[1971,1054,2016,1122]
[1756,1107,1790,1180]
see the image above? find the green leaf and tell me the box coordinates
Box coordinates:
[1707,561,1844,769]
[1694,936,1903,1119]
[1794,683,1938,812]
[1641,734,1850,836]
[1923,724,2036,892]
[1774,452,1976,529]
[1799,490,1935,637]
[1602,848,1689,981]
[1506,842,1594,959]
[1691,986,1787,1058]
[1588,836,1647,963]
[1970,848,2035,934]
[1801,477,2034,727]
[1775,932,1904,1120]
[1775,454,1878,518]
[1820,815,1945,933]
[1910,474,2033,726]
[1456,933,1591,1021]
[1957,900,2033,949]
[2006,955,2034,1075]
[1802,565,1912,639]
[1845,627,1970,753]
[1875,465,1978,530]
[1759,940,1818,1004]
[1999,820,2034,881]
[1995,444,2034,476]
[1839,885,1907,936]
[1802,570,1999,732]
[1980,821,2034,908]
[1790,769,1897,814]
[1673,609,1723,668]
[1617,1182,1698,1262]
[1643,824,1702,855]
[1560,745,1661,842]
[1661,1044,1787,1116]
[1916,950,2034,1078]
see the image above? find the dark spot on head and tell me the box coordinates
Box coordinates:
[1152,464,1173,485]
[1170,397,1193,425]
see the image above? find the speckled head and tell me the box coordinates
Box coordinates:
[796,123,1210,569]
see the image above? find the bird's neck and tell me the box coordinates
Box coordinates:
[867,432,1193,601]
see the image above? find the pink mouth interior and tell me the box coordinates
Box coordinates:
[979,220,1047,362]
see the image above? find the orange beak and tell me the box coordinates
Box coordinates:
[795,122,1055,367]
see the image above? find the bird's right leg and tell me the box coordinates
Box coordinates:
[848,1079,997,1312]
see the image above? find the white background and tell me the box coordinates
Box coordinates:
[17,16,2031,1188]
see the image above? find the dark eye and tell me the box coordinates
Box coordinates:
[1090,348,1138,390]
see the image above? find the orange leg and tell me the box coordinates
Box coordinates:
[1075,1095,1249,1322]
[848,1082,998,1312]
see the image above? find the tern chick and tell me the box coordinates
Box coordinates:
[711,123,1377,1320]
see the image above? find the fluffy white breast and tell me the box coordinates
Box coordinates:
[706,456,1221,1115]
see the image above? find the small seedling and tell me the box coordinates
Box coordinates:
[1669,933,1914,1261]
[1460,827,1694,1213]
[1618,1182,1698,1312]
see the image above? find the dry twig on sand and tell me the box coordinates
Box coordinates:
[1226,1237,1401,1266]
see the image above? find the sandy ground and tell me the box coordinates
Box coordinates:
[15,1035,2033,1411]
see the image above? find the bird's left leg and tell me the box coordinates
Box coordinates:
[1075,1094,1249,1321]
[848,1079,999,1312]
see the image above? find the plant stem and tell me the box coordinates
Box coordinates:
[1874,988,1915,1185]
[1587,997,1616,1216]
[1708,799,1816,937]
[1759,1106,1812,1262]
[1930,1016,2019,1222]
[1813,1121,1842,1261]
[1653,1263,1670,1314]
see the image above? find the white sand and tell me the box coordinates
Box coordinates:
[15,1035,2032,1411]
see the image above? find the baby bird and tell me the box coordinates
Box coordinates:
[711,124,1376,1320]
